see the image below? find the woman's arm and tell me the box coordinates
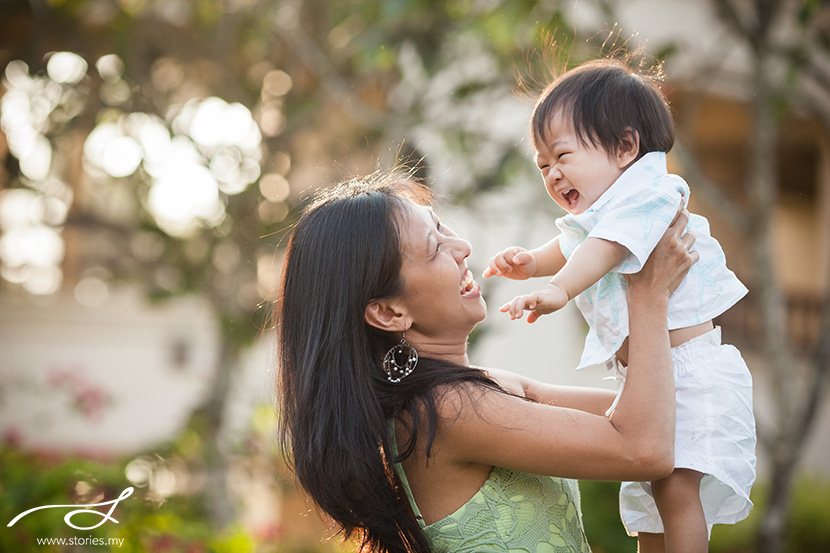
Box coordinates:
[445,210,697,482]
[484,367,615,416]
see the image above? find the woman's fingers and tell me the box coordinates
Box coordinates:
[669,204,690,229]
[628,207,698,298]
[679,228,696,251]
[688,248,700,266]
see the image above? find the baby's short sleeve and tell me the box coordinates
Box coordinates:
[588,175,689,274]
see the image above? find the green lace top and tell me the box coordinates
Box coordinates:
[390,424,591,553]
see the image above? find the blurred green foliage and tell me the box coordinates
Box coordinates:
[6,448,830,553]
[578,480,634,553]
[709,477,830,553]
[0,445,252,553]
[578,477,830,553]
[0,411,345,553]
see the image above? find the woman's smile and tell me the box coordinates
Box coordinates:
[460,269,480,298]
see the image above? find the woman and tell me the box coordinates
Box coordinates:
[276,170,697,553]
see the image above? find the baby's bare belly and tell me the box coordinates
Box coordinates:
[615,320,715,367]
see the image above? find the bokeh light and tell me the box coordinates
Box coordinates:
[46,52,88,84]
[147,156,223,236]
[95,54,124,82]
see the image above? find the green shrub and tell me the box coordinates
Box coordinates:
[710,476,830,553]
[0,445,257,553]
[578,480,635,553]
[580,476,830,553]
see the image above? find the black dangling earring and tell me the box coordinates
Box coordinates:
[383,330,418,383]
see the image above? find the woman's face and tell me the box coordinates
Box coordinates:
[395,201,486,350]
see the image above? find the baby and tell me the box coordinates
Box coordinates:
[484,59,756,552]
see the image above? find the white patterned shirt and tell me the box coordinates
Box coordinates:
[555,152,748,369]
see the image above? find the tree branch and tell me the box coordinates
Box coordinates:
[25,0,49,20]
[275,19,387,130]
[795,272,830,441]
[710,0,754,44]
[755,0,784,41]
[672,138,752,235]
[794,71,830,138]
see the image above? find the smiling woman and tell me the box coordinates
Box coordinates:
[386,201,486,352]
[276,168,698,553]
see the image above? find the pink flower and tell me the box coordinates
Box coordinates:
[3,427,23,447]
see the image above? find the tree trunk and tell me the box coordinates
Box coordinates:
[759,451,799,553]
[196,332,239,528]
[748,42,797,553]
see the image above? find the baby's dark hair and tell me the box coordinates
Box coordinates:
[531,58,674,160]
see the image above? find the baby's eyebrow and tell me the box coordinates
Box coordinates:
[552,137,567,146]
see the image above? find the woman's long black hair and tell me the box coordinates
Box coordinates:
[276,171,504,552]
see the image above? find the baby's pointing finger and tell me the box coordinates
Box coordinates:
[496,255,515,273]
[488,258,506,277]
[509,298,526,319]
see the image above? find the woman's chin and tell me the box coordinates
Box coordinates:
[470,297,488,325]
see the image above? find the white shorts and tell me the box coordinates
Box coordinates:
[609,327,756,536]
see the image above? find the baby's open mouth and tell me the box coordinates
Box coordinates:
[562,188,579,207]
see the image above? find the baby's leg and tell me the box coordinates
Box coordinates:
[635,469,707,553]
[650,468,708,553]
[636,531,665,553]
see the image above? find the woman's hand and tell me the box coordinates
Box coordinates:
[627,208,698,301]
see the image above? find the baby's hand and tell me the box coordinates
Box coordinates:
[483,246,537,280]
[499,283,570,323]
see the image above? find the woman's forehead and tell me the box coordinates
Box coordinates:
[398,200,436,225]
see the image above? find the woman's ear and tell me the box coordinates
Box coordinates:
[616,128,640,168]
[364,300,410,332]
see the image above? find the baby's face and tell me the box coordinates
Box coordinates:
[534,110,628,215]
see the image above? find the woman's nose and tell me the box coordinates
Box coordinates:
[452,237,472,261]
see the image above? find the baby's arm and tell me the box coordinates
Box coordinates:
[483,236,567,280]
[501,237,629,322]
[552,237,629,301]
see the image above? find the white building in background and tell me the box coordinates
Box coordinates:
[0,291,213,454]
[0,289,278,456]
